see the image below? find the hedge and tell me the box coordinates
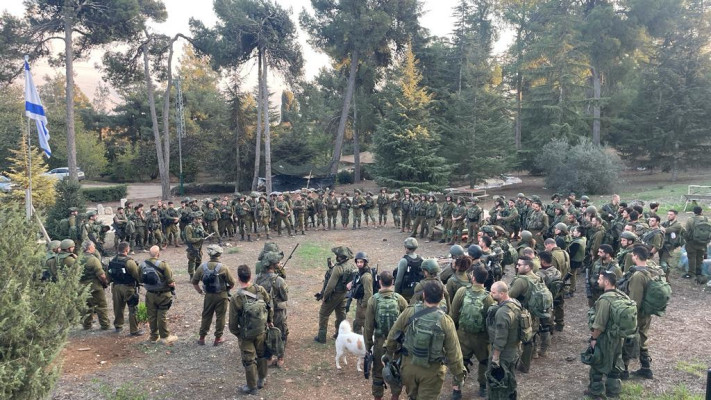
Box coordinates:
[171,183,236,196]
[81,185,128,202]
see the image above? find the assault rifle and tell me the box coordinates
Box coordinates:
[282,243,299,269]
[585,267,593,299]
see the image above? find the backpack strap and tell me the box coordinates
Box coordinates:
[407,305,441,326]
[143,259,165,274]
[239,288,258,300]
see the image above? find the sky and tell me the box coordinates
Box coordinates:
[3,0,470,104]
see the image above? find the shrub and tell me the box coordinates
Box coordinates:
[136,302,148,324]
[336,170,354,185]
[0,204,87,399]
[171,183,236,196]
[45,179,86,239]
[81,185,128,202]
[537,138,621,195]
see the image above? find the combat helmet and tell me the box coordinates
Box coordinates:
[520,230,533,243]
[263,251,284,265]
[620,231,638,242]
[421,258,441,276]
[354,251,369,263]
[467,244,483,259]
[404,237,419,250]
[450,245,465,258]
[49,240,62,251]
[60,239,75,250]
[206,244,223,257]
[554,223,568,234]
[332,246,354,260]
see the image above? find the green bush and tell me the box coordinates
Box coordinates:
[45,179,86,239]
[136,302,148,324]
[0,203,87,399]
[81,185,128,202]
[535,138,622,195]
[170,183,236,196]
[336,170,354,185]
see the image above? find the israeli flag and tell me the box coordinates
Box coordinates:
[24,59,51,158]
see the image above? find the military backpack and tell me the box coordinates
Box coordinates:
[448,273,470,299]
[402,305,447,367]
[238,289,268,339]
[401,255,424,294]
[459,288,487,334]
[522,276,553,319]
[607,292,638,338]
[641,268,672,317]
[140,260,166,292]
[265,326,284,358]
[201,262,226,294]
[691,217,711,243]
[373,292,401,338]
[107,257,136,285]
[502,299,533,344]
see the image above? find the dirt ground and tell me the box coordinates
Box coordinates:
[50,171,711,400]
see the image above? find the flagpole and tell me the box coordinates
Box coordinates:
[26,116,33,221]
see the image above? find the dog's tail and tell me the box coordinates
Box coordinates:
[339,319,352,334]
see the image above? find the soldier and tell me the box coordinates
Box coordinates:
[256,252,289,367]
[139,245,177,344]
[164,202,180,247]
[364,271,407,400]
[384,280,466,400]
[536,251,561,356]
[271,193,291,237]
[348,251,373,334]
[600,194,620,222]
[449,197,467,245]
[587,216,606,264]
[466,198,483,245]
[147,208,166,248]
[588,244,623,306]
[585,271,628,400]
[400,192,414,232]
[81,211,98,245]
[410,194,428,238]
[439,195,454,243]
[339,192,352,228]
[229,265,273,395]
[508,256,545,373]
[486,281,523,400]
[185,212,207,279]
[192,244,236,346]
[642,215,664,261]
[526,200,549,251]
[424,195,440,242]
[351,189,366,229]
[409,259,451,313]
[314,191,327,230]
[617,231,638,271]
[568,225,586,295]
[107,242,143,336]
[256,196,271,239]
[683,206,709,282]
[79,240,110,330]
[390,192,401,229]
[314,246,357,343]
[179,199,192,241]
[440,245,467,288]
[217,199,234,239]
[292,192,307,235]
[659,209,684,276]
[450,265,495,398]
[204,202,221,241]
[325,190,339,230]
[363,191,376,227]
[394,237,423,302]
[113,207,129,251]
[131,205,147,252]
[544,238,570,296]
[237,195,255,241]
[499,199,520,239]
[43,239,62,278]
[377,188,390,227]
[44,239,78,282]
[67,207,80,241]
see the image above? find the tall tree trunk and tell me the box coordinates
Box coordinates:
[142,42,168,200]
[234,96,242,194]
[671,140,679,182]
[329,48,359,175]
[63,3,78,181]
[263,52,272,194]
[591,66,601,146]
[159,40,176,200]
[251,50,263,191]
[353,90,360,183]
[514,72,522,150]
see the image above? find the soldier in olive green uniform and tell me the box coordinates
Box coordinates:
[325,191,339,230]
[234,196,251,240]
[363,191,377,227]
[364,271,407,400]
[487,281,523,400]
[617,231,638,271]
[410,259,451,313]
[80,240,110,330]
[217,200,234,238]
[314,191,327,230]
[424,195,440,242]
[146,208,166,248]
[349,251,373,334]
[588,245,623,306]
[586,271,627,399]
[314,246,357,343]
[683,206,708,282]
[273,193,293,236]
[377,188,390,226]
[390,192,401,229]
[508,256,546,373]
[68,207,80,242]
[107,242,143,335]
[440,195,454,243]
[256,196,271,239]
[450,265,495,398]
[131,205,147,251]
[203,202,221,241]
[465,198,483,245]
[526,200,549,251]
[394,237,423,303]
[185,213,206,279]
[229,265,273,395]
[140,245,177,344]
[660,210,684,276]
[338,192,351,228]
[113,207,129,251]
[44,239,78,282]
[256,253,289,366]
[411,194,428,238]
[292,192,307,235]
[536,251,561,357]
[192,244,236,346]
[384,280,466,400]
[400,192,414,232]
[164,202,180,246]
[351,189,366,229]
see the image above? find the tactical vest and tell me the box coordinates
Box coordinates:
[403,305,447,367]
[108,257,136,285]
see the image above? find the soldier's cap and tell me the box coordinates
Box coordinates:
[551,193,561,200]
[49,240,62,251]
[191,211,204,219]
[581,195,590,201]
[68,207,78,212]
[60,239,75,250]
[354,189,361,194]
[331,246,354,259]
[86,210,97,217]
[517,193,525,198]
[366,191,373,196]
[531,195,541,202]
[250,191,260,198]
[263,251,284,265]
[206,244,223,256]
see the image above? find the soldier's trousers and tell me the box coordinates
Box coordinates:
[487,353,518,400]
[401,211,412,231]
[467,222,479,243]
[426,217,436,240]
[458,330,489,388]
[200,293,229,338]
[237,334,268,390]
[165,224,179,244]
[317,292,347,341]
[112,284,138,333]
[623,315,652,367]
[187,248,203,278]
[372,336,403,397]
[589,334,624,397]
[378,207,388,225]
[179,222,188,241]
[392,209,401,228]
[150,230,165,246]
[411,216,426,237]
[207,220,220,239]
[146,290,172,339]
[218,219,232,237]
[352,299,367,334]
[258,218,270,237]
[352,209,362,228]
[275,214,291,235]
[442,219,452,241]
[274,308,288,356]
[133,227,146,249]
[340,209,350,227]
[364,209,376,225]
[519,317,540,372]
[686,242,706,276]
[553,297,565,329]
[241,217,254,238]
[401,357,447,400]
[83,287,109,329]
[294,212,305,232]
[327,211,338,229]
[317,211,326,229]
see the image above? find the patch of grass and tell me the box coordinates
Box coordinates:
[675,360,707,378]
[618,181,711,204]
[620,383,704,400]
[227,247,240,254]
[136,302,148,323]
[99,382,150,400]
[295,241,333,269]
[620,382,644,399]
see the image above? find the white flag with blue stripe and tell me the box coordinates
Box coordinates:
[24,60,51,158]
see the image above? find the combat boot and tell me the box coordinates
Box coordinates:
[478,384,487,398]
[214,337,225,346]
[197,336,206,345]
[620,365,629,380]
[632,356,653,379]
[247,234,252,242]
[452,389,462,400]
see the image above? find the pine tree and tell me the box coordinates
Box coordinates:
[45,178,86,240]
[0,203,87,399]
[5,134,56,209]
[373,46,450,191]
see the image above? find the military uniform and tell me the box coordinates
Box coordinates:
[450,285,495,392]
[315,253,356,342]
[130,209,146,250]
[536,266,561,354]
[273,199,293,236]
[466,203,483,244]
[147,213,165,247]
[79,251,109,330]
[588,289,627,398]
[351,267,373,334]
[185,220,206,278]
[621,266,654,376]
[338,196,351,228]
[425,200,440,241]
[256,269,289,358]
[142,257,175,341]
[325,194,339,229]
[377,192,390,226]
[192,258,236,341]
[410,277,451,312]
[113,211,129,249]
[385,304,466,400]
[486,299,523,400]
[588,259,623,306]
[440,199,454,243]
[411,198,428,238]
[684,215,708,278]
[164,207,180,245]
[292,197,307,234]
[314,194,326,229]
[526,209,549,251]
[45,249,77,282]
[108,254,141,334]
[228,284,273,392]
[569,235,587,295]
[351,192,366,229]
[400,195,414,232]
[508,271,543,372]
[364,288,408,398]
[256,199,271,239]
[390,194,402,228]
[204,206,221,240]
[218,203,234,238]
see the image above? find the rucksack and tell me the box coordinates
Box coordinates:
[641,269,672,317]
[402,306,447,367]
[507,299,533,344]
[107,257,135,285]
[265,326,284,358]
[238,289,268,339]
[501,242,517,267]
[459,288,487,334]
[373,293,401,337]
[607,293,638,338]
[140,260,165,292]
[692,218,711,243]
[401,255,424,291]
[523,276,553,319]
[201,263,226,294]
[448,274,470,299]
[256,273,278,298]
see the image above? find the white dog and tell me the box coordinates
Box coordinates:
[335,320,367,371]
